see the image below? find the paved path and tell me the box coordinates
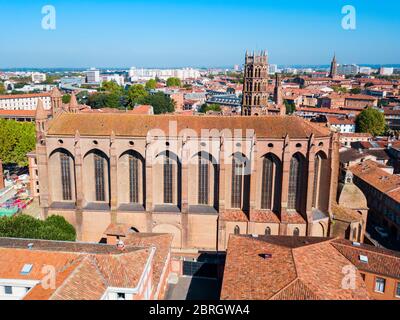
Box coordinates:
[165,276,220,300]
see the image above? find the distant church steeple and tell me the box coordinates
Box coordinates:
[329,53,338,78]
[274,73,286,116]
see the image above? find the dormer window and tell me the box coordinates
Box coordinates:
[117,292,126,300]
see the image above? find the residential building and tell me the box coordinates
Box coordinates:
[101,74,125,86]
[268,64,278,74]
[326,116,356,133]
[380,67,394,76]
[0,233,172,300]
[221,235,400,300]
[339,133,372,148]
[0,93,51,111]
[31,73,46,83]
[338,64,360,76]
[359,67,373,75]
[85,68,101,84]
[384,109,400,131]
[350,160,400,244]
[129,67,200,81]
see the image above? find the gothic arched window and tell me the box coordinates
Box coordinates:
[293,227,300,236]
[231,156,243,209]
[198,156,209,205]
[163,150,174,204]
[234,225,240,235]
[129,154,139,203]
[312,152,327,210]
[288,153,306,212]
[261,156,274,210]
[60,152,72,201]
[94,153,106,201]
[265,227,271,236]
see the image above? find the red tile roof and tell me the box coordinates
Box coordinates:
[350,160,400,201]
[0,93,51,99]
[221,235,372,300]
[0,110,36,117]
[47,114,332,138]
[0,236,170,300]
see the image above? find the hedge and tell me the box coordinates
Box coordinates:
[0,214,76,241]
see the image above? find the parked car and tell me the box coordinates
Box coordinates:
[375,226,389,238]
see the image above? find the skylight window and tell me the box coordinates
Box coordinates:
[259,253,272,260]
[20,264,33,275]
[359,255,368,263]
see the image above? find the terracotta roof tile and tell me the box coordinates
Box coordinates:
[47,114,331,138]
[221,235,371,300]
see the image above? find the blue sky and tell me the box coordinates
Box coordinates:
[0,0,399,68]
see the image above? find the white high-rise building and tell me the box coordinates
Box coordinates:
[101,74,125,86]
[359,67,372,75]
[31,72,47,83]
[338,64,359,76]
[269,64,278,74]
[379,67,394,76]
[85,68,101,83]
[128,67,200,81]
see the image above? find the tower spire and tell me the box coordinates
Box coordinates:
[69,92,79,113]
[329,52,338,78]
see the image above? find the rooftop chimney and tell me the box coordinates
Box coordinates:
[116,239,125,251]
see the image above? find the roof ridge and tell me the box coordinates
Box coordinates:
[291,237,334,251]
[332,241,400,260]
[269,277,299,299]
[88,254,112,288]
[269,277,321,300]
[48,255,91,300]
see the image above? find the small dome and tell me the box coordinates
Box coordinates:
[338,182,368,210]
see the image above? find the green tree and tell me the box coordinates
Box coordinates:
[87,93,107,109]
[145,79,157,90]
[331,85,348,93]
[356,107,387,136]
[100,81,123,94]
[199,103,221,113]
[141,92,175,114]
[0,119,35,166]
[62,94,71,104]
[105,93,121,109]
[166,77,181,87]
[126,84,148,108]
[350,88,362,94]
[76,91,89,105]
[284,100,296,115]
[0,215,76,241]
[0,82,5,94]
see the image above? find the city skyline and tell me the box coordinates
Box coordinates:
[0,0,399,68]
